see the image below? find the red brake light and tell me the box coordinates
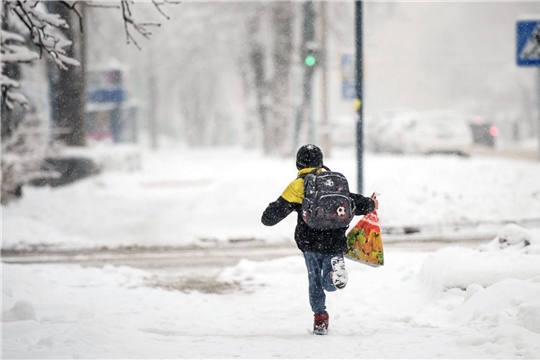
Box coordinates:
[489,126,499,137]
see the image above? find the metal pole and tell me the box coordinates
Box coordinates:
[355,1,364,193]
[149,75,158,150]
[304,1,315,144]
[538,67,540,161]
[320,1,330,156]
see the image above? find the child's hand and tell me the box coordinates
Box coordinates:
[370,193,379,210]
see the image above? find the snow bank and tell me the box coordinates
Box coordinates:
[2,216,86,250]
[420,247,540,291]
[451,278,540,358]
[417,228,540,357]
[420,224,540,292]
[2,300,37,322]
[479,223,540,253]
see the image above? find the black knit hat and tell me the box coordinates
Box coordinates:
[296,144,323,170]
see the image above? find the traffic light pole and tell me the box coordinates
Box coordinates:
[320,1,330,157]
[355,1,364,193]
[538,67,540,162]
[304,1,316,143]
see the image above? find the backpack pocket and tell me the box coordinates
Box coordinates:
[305,194,353,229]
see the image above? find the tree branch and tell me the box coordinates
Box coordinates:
[60,1,84,33]
[120,0,162,50]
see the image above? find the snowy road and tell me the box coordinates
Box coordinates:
[1,239,486,270]
[1,239,486,295]
[0,238,488,298]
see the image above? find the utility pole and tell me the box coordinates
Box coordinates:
[538,67,540,162]
[320,1,330,157]
[147,36,159,150]
[149,74,158,150]
[355,1,364,193]
[301,1,317,143]
[516,18,540,162]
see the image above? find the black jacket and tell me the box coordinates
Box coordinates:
[261,168,375,254]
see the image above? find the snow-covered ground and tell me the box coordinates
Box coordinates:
[2,144,540,358]
[3,145,540,250]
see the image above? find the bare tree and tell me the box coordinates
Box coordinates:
[247,2,296,155]
[270,2,294,155]
[45,1,86,146]
[0,0,177,204]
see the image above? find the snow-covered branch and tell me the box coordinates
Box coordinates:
[1,29,37,109]
[8,1,77,68]
[1,1,79,109]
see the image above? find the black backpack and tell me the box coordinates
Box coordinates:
[300,166,354,229]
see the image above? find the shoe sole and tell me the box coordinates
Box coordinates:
[331,257,348,289]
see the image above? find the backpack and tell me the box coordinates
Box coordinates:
[300,166,354,229]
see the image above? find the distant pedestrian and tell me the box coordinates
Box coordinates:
[261,144,378,335]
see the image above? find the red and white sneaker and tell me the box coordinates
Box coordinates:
[313,311,329,335]
[330,256,348,289]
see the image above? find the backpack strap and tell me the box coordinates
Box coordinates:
[297,165,331,179]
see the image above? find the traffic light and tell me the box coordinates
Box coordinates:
[304,54,316,67]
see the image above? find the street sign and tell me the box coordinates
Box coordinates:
[340,54,355,80]
[87,88,125,104]
[517,19,540,66]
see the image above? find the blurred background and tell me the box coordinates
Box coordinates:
[1,1,540,202]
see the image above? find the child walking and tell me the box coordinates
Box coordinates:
[261,144,378,335]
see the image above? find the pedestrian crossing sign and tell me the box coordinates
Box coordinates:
[517,19,540,66]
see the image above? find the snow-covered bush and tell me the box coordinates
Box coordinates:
[0,108,58,204]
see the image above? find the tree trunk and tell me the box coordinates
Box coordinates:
[270,3,294,155]
[249,6,294,155]
[46,2,86,147]
[248,22,271,153]
[1,11,23,141]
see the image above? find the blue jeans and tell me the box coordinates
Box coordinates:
[303,252,343,314]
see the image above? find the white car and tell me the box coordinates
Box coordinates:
[398,111,474,156]
[366,108,416,153]
[375,111,421,154]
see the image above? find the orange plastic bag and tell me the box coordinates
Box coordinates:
[344,211,384,267]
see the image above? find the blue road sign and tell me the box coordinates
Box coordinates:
[517,19,540,66]
[341,54,355,80]
[87,87,125,104]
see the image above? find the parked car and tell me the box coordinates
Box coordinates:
[375,111,420,154]
[398,111,474,156]
[365,108,416,152]
[468,116,498,148]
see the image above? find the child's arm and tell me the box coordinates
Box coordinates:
[261,196,297,226]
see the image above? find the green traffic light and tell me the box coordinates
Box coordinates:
[304,55,316,67]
